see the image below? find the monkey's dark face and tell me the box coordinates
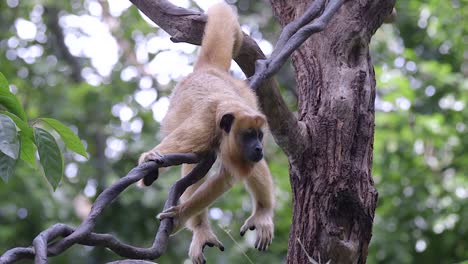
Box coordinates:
[239,128,264,162]
[220,113,265,163]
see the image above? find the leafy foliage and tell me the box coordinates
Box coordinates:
[0,0,466,263]
[0,73,87,189]
[368,1,468,263]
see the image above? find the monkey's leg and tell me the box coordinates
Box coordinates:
[158,167,236,263]
[140,117,214,163]
[138,118,213,186]
[180,164,224,264]
[240,159,275,251]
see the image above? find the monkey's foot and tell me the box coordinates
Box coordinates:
[189,228,224,264]
[157,205,186,233]
[240,210,274,251]
[138,150,164,186]
[138,150,164,165]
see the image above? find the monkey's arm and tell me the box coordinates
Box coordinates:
[245,159,275,212]
[241,159,275,251]
[158,167,236,232]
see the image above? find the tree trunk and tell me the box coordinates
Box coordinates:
[268,1,394,263]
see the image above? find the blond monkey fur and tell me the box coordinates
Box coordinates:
[139,3,274,263]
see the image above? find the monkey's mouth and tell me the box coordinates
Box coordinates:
[247,152,263,163]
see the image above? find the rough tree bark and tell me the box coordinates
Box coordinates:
[268,1,394,263]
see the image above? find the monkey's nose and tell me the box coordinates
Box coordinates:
[251,147,263,162]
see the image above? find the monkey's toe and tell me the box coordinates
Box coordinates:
[189,229,224,263]
[157,206,180,220]
[138,150,164,165]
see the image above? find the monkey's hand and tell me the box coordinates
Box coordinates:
[138,150,164,186]
[240,209,274,251]
[157,205,188,233]
[189,228,224,264]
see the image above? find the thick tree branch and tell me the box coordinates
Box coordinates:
[0,153,216,263]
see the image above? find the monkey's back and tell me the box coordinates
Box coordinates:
[160,68,259,138]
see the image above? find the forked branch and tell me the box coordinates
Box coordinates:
[0,153,216,264]
[249,0,344,90]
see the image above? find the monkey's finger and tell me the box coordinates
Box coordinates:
[265,235,272,250]
[240,224,247,236]
[254,235,261,250]
[261,229,268,251]
[262,238,269,251]
[261,231,271,251]
[192,255,206,264]
[254,228,262,249]
[259,240,266,251]
[257,235,264,251]
[204,242,214,248]
[257,228,268,251]
[263,234,271,251]
[214,240,225,252]
[203,240,224,252]
[240,222,255,236]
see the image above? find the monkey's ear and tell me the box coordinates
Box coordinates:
[220,113,235,133]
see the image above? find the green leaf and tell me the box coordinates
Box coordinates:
[39,118,87,158]
[0,73,27,121]
[34,127,63,190]
[0,72,8,91]
[0,113,20,159]
[0,151,16,182]
[19,134,36,168]
[1,111,36,167]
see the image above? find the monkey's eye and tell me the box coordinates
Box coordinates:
[258,130,264,140]
[243,129,256,140]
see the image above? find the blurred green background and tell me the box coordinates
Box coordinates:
[0,0,466,263]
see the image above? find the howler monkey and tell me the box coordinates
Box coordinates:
[139,3,274,263]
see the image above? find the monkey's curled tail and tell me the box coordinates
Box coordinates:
[194,2,243,72]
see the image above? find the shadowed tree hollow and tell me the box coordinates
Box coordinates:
[0,0,395,263]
